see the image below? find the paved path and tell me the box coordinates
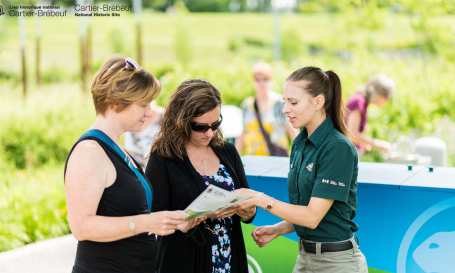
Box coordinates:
[0,235,77,273]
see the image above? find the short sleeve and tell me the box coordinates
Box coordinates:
[312,143,355,202]
[346,95,362,113]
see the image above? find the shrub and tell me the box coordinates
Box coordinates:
[0,163,69,252]
[0,83,95,169]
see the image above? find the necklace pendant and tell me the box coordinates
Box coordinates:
[201,161,205,166]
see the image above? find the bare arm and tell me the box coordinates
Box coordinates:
[266,196,333,229]
[235,189,334,229]
[250,220,295,247]
[273,220,295,236]
[243,195,332,248]
[346,109,390,152]
[65,141,187,242]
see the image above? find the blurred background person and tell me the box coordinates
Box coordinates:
[236,62,298,156]
[345,74,396,154]
[124,101,164,168]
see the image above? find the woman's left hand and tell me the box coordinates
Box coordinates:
[207,205,239,219]
[236,206,256,221]
[177,216,207,233]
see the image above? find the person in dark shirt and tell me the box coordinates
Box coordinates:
[145,79,256,273]
[236,67,368,273]
[64,55,198,273]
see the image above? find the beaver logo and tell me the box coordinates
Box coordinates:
[0,6,5,16]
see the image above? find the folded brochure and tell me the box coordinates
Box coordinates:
[183,184,259,221]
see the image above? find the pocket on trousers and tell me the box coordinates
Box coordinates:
[312,250,359,272]
[354,250,368,273]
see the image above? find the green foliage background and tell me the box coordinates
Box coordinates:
[1,2,455,252]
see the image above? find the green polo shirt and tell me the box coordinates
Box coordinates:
[288,116,359,242]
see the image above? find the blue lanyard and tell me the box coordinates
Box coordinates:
[78,129,152,213]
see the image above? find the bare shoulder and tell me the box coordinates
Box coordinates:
[66,140,111,184]
[70,140,107,163]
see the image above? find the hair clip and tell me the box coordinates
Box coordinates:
[125,57,140,70]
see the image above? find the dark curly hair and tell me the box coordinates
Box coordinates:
[150,79,224,160]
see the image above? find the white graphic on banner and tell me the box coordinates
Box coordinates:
[247,254,262,273]
[413,231,455,273]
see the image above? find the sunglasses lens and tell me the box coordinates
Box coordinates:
[191,118,222,132]
[126,60,136,69]
[191,123,209,132]
[211,120,222,130]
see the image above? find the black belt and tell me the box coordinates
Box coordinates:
[300,238,355,254]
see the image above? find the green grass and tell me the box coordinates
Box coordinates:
[0,162,69,252]
[2,12,453,76]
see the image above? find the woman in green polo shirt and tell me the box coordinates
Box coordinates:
[235,66,367,272]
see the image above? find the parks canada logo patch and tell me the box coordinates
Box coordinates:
[0,6,6,16]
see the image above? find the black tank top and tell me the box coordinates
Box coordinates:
[64,136,156,273]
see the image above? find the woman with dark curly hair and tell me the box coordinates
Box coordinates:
[145,79,257,273]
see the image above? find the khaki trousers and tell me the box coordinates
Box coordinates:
[292,237,368,273]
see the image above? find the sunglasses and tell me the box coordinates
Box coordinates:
[190,115,223,132]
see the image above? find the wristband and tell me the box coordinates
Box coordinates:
[130,216,137,236]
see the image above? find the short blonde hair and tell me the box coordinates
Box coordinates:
[91,55,162,116]
[253,62,274,79]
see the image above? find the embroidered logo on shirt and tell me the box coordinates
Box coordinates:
[322,179,346,187]
[306,163,313,172]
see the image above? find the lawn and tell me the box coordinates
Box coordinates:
[1,11,454,254]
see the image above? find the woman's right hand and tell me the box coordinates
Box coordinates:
[177,217,207,233]
[252,225,280,248]
[145,211,188,236]
[206,205,239,219]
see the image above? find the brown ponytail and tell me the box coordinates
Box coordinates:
[325,70,349,136]
[286,67,349,137]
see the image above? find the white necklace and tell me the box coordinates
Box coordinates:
[187,146,209,166]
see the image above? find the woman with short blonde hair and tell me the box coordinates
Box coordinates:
[65,55,197,273]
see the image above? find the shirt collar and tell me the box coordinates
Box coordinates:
[309,116,335,148]
[293,116,335,148]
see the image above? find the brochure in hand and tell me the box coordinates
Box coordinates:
[183,184,259,221]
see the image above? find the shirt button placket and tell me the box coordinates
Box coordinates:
[294,155,303,195]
